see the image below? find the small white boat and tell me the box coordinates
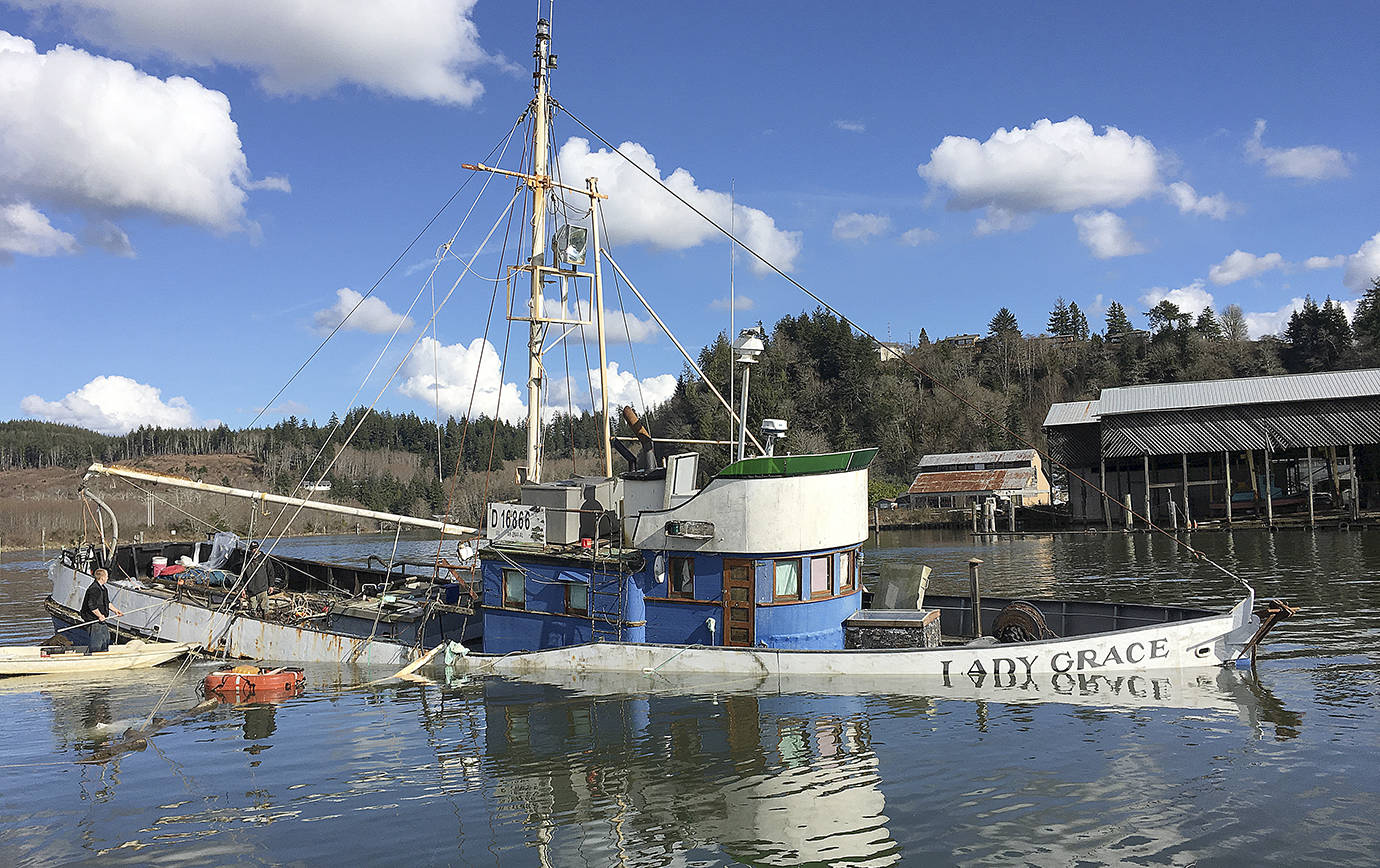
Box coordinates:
[0,639,197,676]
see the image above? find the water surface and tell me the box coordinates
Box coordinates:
[0,529,1375,866]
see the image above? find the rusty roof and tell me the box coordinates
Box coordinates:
[907,467,1038,495]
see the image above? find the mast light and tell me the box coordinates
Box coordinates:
[553,225,587,265]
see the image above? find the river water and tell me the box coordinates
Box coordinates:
[0,528,1376,866]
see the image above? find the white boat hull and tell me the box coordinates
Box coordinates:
[447,593,1260,679]
[49,561,420,666]
[0,640,196,676]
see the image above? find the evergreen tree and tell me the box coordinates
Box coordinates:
[1146,300,1189,334]
[1104,301,1133,337]
[917,327,930,345]
[1047,297,1072,337]
[988,307,1020,337]
[1195,306,1224,340]
[1284,296,1353,372]
[1068,302,1090,341]
[1355,276,1380,363]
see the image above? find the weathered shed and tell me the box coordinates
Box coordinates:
[905,449,1050,508]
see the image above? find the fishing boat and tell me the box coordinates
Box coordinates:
[430,17,1295,679]
[0,639,196,676]
[46,513,481,665]
[47,14,1295,677]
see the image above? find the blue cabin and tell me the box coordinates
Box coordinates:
[479,449,876,654]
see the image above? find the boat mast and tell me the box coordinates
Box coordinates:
[587,177,613,477]
[524,18,555,484]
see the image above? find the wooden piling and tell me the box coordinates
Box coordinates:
[1307,446,1315,527]
[1100,459,1110,530]
[1349,444,1360,519]
[968,558,983,637]
[1224,451,1233,525]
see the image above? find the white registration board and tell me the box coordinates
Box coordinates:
[486,503,546,545]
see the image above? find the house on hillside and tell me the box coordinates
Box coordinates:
[901,449,1051,508]
[1043,369,1380,526]
[939,333,980,348]
[876,341,909,362]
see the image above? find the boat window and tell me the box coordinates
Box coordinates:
[669,556,695,599]
[566,582,587,615]
[503,568,525,609]
[773,559,801,600]
[810,555,832,598]
[839,550,856,592]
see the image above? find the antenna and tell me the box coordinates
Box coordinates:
[729,179,736,449]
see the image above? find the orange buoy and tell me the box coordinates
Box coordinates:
[203,665,305,698]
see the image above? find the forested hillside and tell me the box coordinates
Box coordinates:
[4,279,1378,523]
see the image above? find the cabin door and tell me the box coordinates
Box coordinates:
[722,559,755,647]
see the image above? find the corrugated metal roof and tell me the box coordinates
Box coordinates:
[908,468,1038,495]
[1100,398,1380,458]
[917,449,1037,468]
[1098,369,1380,417]
[1043,400,1101,427]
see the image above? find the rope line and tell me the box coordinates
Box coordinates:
[554,101,1253,591]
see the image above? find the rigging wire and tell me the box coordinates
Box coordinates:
[252,114,525,552]
[598,203,648,416]
[553,100,1256,590]
[242,111,529,434]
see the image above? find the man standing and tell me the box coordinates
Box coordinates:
[80,568,123,653]
[242,542,272,618]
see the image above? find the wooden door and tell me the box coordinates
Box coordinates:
[722,559,754,647]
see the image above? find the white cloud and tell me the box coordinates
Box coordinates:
[710,295,755,311]
[556,137,801,275]
[79,219,134,257]
[551,363,677,418]
[832,211,890,241]
[1245,120,1352,181]
[1165,181,1233,220]
[918,116,1161,214]
[398,336,525,423]
[1208,250,1285,285]
[973,206,1032,236]
[1244,298,1305,339]
[834,120,866,133]
[1244,297,1356,339]
[899,227,937,246]
[21,375,199,434]
[590,362,677,414]
[0,200,77,260]
[1343,232,1380,291]
[1073,211,1146,259]
[1140,281,1215,317]
[570,298,658,345]
[1305,255,1345,270]
[7,0,495,104]
[312,288,414,335]
[0,30,281,259]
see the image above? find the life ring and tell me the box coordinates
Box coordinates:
[202,665,305,698]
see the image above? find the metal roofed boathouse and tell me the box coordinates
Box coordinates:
[1043,369,1380,529]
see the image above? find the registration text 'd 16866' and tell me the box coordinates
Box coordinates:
[485,503,546,545]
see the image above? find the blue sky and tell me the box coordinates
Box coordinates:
[1,1,1377,434]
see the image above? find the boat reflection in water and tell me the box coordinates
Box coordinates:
[437,664,1297,866]
[468,674,902,867]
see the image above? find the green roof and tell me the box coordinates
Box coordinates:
[715,448,878,479]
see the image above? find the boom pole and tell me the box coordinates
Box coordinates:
[83,464,476,537]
